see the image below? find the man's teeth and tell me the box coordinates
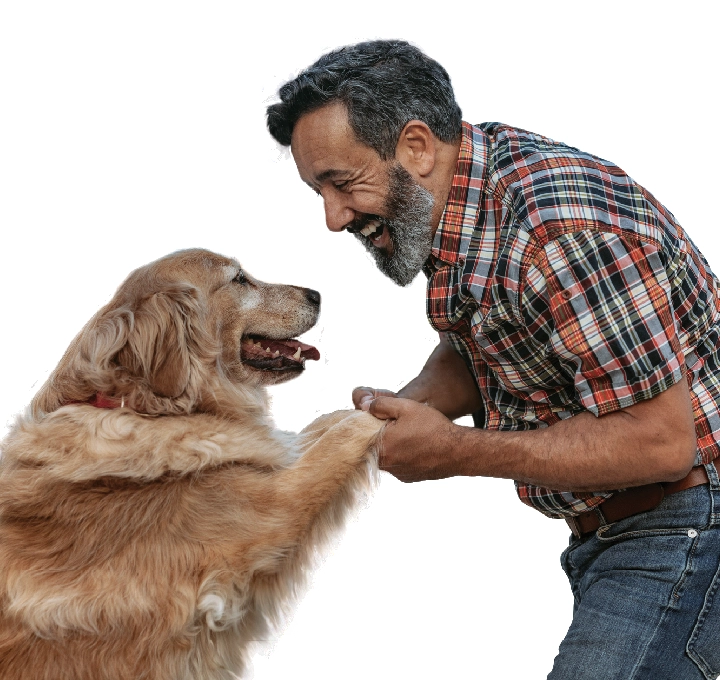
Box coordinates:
[360,220,382,237]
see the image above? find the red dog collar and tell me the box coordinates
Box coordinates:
[68,393,125,409]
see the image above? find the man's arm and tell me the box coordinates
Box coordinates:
[367,378,698,490]
[352,333,482,420]
[396,334,482,419]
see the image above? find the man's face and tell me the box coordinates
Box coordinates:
[291,102,435,286]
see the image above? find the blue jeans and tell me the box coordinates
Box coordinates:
[548,463,720,679]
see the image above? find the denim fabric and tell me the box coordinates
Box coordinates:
[548,463,720,679]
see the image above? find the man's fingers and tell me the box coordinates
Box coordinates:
[352,387,374,410]
[352,386,397,411]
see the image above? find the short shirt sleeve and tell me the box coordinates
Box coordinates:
[524,229,686,416]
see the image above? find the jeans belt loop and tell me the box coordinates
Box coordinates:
[593,504,608,529]
[566,516,582,539]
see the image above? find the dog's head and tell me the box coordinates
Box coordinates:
[32,249,321,416]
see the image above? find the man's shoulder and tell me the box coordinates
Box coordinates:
[476,122,625,182]
[469,123,672,250]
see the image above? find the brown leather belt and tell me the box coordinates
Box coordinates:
[565,460,719,539]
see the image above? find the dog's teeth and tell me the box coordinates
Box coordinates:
[292,347,302,360]
[273,350,280,357]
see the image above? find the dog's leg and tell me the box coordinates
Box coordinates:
[193,411,383,666]
[257,410,384,576]
[295,409,359,453]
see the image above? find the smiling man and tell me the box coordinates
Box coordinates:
[289,100,445,286]
[267,40,720,679]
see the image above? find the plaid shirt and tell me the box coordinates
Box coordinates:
[425,121,720,518]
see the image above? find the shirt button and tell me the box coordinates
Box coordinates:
[561,290,572,300]
[688,529,698,538]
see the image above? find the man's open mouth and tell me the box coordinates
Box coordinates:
[352,218,390,249]
[240,336,320,372]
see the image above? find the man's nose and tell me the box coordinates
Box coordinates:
[322,191,355,232]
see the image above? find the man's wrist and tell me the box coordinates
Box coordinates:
[430,421,480,479]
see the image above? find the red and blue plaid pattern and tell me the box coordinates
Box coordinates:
[425,122,720,518]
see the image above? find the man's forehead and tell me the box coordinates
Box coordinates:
[292,101,352,144]
[291,103,377,183]
[292,106,351,159]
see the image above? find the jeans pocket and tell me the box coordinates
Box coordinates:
[596,524,694,544]
[688,559,720,679]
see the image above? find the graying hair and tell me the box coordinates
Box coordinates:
[266,40,462,160]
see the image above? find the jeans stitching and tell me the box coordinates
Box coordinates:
[627,532,699,679]
[672,531,701,605]
[687,550,720,679]
[596,527,698,543]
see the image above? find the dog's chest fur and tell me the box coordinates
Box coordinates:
[0,407,305,678]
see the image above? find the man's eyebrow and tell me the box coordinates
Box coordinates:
[315,169,351,183]
[302,169,352,192]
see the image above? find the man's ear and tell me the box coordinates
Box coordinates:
[394,120,437,177]
[116,285,202,399]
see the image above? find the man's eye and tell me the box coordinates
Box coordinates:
[334,181,350,191]
[233,271,247,284]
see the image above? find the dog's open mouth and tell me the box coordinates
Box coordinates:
[240,336,320,372]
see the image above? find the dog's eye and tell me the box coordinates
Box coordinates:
[232,270,247,284]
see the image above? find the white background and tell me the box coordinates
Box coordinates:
[0,2,716,678]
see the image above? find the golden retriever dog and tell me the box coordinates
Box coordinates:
[0,249,383,680]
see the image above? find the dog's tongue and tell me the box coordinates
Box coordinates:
[277,339,320,362]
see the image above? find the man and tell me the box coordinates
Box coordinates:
[266,40,720,679]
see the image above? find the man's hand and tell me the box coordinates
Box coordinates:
[367,397,459,482]
[352,335,481,419]
[350,334,480,483]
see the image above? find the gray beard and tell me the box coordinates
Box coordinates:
[353,163,435,287]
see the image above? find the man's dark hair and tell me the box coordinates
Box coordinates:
[266,40,462,160]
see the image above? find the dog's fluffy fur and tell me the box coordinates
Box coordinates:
[0,249,383,680]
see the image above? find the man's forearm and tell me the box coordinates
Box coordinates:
[372,378,698,489]
[397,334,482,420]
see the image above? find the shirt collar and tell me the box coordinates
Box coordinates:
[427,121,490,269]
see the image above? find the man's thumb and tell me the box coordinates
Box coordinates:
[368,396,402,420]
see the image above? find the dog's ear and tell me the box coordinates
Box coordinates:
[116,285,202,398]
[31,280,214,416]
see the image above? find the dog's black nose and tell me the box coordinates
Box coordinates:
[305,288,321,306]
